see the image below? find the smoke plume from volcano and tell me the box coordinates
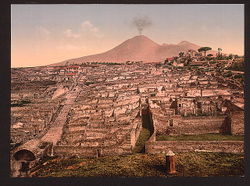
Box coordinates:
[132,16,152,35]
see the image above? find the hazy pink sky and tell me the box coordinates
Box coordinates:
[11,4,244,67]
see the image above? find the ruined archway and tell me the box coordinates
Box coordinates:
[13,149,36,161]
[12,149,36,177]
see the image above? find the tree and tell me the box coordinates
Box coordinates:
[218,48,222,55]
[198,47,212,57]
[217,48,223,60]
[179,52,184,57]
[164,58,169,64]
[228,54,233,60]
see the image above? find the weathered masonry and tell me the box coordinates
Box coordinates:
[11,63,244,176]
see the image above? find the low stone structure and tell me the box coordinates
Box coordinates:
[145,141,244,154]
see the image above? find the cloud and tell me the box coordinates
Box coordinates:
[81,21,99,32]
[81,20,103,38]
[63,20,103,39]
[36,26,51,36]
[63,29,81,38]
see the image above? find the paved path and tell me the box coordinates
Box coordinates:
[41,85,80,145]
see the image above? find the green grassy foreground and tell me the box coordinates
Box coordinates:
[156,134,244,141]
[31,152,244,177]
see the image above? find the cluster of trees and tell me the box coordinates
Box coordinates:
[166,46,242,67]
[226,61,244,71]
[198,47,212,57]
[91,62,122,65]
[217,54,240,60]
[80,62,122,66]
[197,47,241,61]
[223,71,244,85]
[234,74,244,79]
[223,70,244,82]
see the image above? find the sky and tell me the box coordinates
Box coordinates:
[11,4,244,67]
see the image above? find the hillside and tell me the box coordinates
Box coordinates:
[51,35,215,66]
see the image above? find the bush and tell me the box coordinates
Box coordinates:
[227,62,244,71]
[224,71,233,77]
[85,82,94,86]
[234,74,243,79]
[11,100,31,107]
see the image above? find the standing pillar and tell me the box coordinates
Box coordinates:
[166,150,177,175]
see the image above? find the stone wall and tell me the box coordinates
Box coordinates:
[145,141,244,154]
[101,146,132,156]
[53,146,97,157]
[154,115,226,135]
[53,144,132,157]
[230,111,244,135]
[176,116,226,135]
[130,118,142,148]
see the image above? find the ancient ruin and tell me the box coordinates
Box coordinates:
[11,49,244,176]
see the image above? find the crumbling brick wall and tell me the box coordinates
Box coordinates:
[53,146,97,157]
[154,115,226,135]
[230,111,244,135]
[176,116,226,135]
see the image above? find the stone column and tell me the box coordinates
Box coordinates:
[166,150,177,175]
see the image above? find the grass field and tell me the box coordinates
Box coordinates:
[30,152,244,177]
[156,134,244,141]
[30,122,244,177]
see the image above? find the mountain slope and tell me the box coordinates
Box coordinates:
[51,35,215,66]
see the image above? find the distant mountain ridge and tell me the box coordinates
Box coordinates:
[50,35,216,66]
